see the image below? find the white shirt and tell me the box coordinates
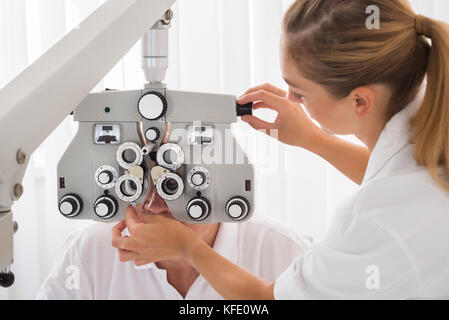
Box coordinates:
[37,217,308,300]
[275,87,449,300]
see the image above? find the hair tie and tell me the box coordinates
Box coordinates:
[415,15,432,38]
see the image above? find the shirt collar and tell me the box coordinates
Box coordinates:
[132,222,239,271]
[362,85,426,185]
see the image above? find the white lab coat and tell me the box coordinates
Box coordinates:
[37,217,308,300]
[275,87,449,300]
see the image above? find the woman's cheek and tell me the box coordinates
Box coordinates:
[304,103,318,120]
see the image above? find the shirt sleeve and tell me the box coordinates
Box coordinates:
[274,215,418,300]
[36,230,94,300]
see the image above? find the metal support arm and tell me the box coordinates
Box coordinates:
[0,0,175,271]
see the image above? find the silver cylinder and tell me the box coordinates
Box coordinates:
[141,20,170,84]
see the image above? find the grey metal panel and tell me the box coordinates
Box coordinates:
[0,212,13,270]
[74,90,143,122]
[165,123,254,224]
[57,122,147,223]
[166,90,237,123]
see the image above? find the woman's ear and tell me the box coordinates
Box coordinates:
[350,87,375,118]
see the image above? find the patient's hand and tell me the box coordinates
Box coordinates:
[111,205,200,266]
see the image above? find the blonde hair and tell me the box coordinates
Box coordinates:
[283,0,449,191]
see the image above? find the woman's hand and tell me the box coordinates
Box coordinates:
[238,83,321,149]
[111,205,200,265]
[239,83,370,184]
[112,206,275,300]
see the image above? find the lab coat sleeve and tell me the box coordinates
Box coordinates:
[274,214,418,300]
[237,217,311,282]
[36,229,94,300]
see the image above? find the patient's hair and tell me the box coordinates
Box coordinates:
[283,0,449,191]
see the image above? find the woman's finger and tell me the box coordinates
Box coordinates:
[134,259,157,267]
[112,220,127,238]
[241,115,279,130]
[242,83,287,98]
[253,101,282,112]
[118,249,140,262]
[237,90,285,110]
[125,205,140,233]
[111,233,139,252]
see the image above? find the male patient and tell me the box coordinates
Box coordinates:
[37,188,307,300]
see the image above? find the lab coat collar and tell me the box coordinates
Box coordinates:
[133,222,238,271]
[362,85,426,185]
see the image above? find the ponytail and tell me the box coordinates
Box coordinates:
[410,16,449,191]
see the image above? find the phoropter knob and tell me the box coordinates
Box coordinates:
[186,196,211,222]
[59,193,83,218]
[98,171,113,185]
[236,102,253,117]
[225,196,251,221]
[95,165,118,189]
[138,91,167,121]
[94,195,118,220]
[145,127,161,142]
[0,271,15,288]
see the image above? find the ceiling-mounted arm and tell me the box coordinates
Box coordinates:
[0,0,175,273]
[142,9,173,86]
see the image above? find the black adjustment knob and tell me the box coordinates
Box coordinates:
[94,195,118,220]
[186,196,211,221]
[138,91,168,121]
[145,127,161,142]
[0,271,15,288]
[236,102,253,117]
[225,196,251,221]
[59,193,83,218]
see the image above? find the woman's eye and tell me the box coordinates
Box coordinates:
[293,92,304,100]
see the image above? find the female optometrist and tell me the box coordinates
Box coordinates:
[111,0,449,300]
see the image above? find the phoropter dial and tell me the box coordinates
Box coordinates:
[94,195,118,220]
[225,196,251,221]
[186,196,211,222]
[187,167,211,191]
[59,193,83,218]
[156,143,184,171]
[137,91,167,121]
[156,172,184,201]
[95,165,118,189]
